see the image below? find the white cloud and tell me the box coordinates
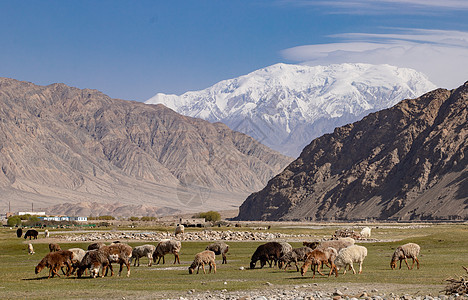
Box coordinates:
[281,28,468,89]
[280,0,468,13]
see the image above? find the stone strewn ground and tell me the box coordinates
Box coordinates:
[55,230,319,242]
[173,283,466,300]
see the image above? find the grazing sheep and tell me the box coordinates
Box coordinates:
[44,229,49,238]
[130,244,156,267]
[153,240,181,264]
[205,241,229,264]
[87,242,105,251]
[300,247,338,278]
[188,250,216,274]
[68,248,86,274]
[278,246,313,271]
[24,229,38,240]
[250,242,283,269]
[360,227,371,239]
[317,239,355,252]
[391,243,420,270]
[335,245,368,275]
[175,224,184,236]
[35,250,74,278]
[49,243,61,252]
[103,243,133,277]
[16,228,23,238]
[77,249,112,278]
[28,243,35,255]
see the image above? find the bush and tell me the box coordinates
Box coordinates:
[7,216,22,227]
[128,216,140,221]
[140,216,157,222]
[194,211,221,222]
[88,215,115,220]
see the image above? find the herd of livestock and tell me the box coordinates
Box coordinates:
[18,227,421,279]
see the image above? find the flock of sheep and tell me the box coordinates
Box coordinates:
[25,226,421,279]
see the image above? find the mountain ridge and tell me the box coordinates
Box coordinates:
[235,82,468,221]
[146,63,436,156]
[0,77,291,216]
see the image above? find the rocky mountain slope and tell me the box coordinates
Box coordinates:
[146,63,436,157]
[236,82,468,221]
[0,78,291,216]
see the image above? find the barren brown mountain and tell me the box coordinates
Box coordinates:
[0,78,291,216]
[236,82,468,221]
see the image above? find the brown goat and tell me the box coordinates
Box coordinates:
[300,248,338,278]
[35,250,74,278]
[49,243,61,252]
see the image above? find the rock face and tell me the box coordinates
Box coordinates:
[147,63,436,157]
[236,82,468,221]
[0,78,291,215]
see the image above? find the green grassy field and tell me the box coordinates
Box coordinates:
[0,223,467,299]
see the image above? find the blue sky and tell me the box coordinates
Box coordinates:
[1,0,468,101]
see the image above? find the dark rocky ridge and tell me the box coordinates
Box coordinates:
[0,78,292,216]
[236,82,468,221]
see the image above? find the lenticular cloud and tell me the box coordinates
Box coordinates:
[281,28,468,89]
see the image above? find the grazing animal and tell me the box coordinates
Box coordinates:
[360,227,371,239]
[153,240,181,264]
[335,245,368,275]
[175,224,184,236]
[103,243,133,277]
[35,250,74,278]
[130,244,156,267]
[391,243,420,270]
[24,229,39,240]
[205,241,229,264]
[68,248,86,274]
[87,242,105,251]
[188,250,216,274]
[16,228,23,238]
[28,243,35,255]
[49,243,61,252]
[278,247,313,271]
[250,242,283,269]
[44,229,49,238]
[300,247,338,278]
[77,249,112,278]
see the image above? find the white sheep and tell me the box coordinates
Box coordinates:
[28,243,35,255]
[175,224,184,236]
[153,240,181,264]
[391,243,420,270]
[68,248,86,263]
[130,244,156,267]
[44,229,49,238]
[188,250,216,274]
[335,245,368,275]
[360,227,371,239]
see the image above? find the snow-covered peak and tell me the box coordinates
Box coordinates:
[146,63,436,157]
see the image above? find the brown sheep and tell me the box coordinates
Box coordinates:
[49,243,61,252]
[153,240,181,264]
[77,249,112,278]
[35,250,74,278]
[101,243,133,277]
[188,250,216,274]
[278,246,313,271]
[300,248,338,278]
[87,242,105,251]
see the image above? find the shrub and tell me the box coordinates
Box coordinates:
[194,211,221,222]
[128,216,140,221]
[7,216,22,227]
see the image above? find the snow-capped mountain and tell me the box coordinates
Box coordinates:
[146,63,436,157]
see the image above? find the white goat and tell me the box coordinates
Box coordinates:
[335,245,368,275]
[130,244,156,267]
[28,243,35,255]
[360,227,371,239]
